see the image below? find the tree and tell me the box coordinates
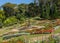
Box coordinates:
[18,4,27,14]
[45,1,50,19]
[49,0,58,19]
[26,3,40,17]
[37,0,59,19]
[2,3,17,17]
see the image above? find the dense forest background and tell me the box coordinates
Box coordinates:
[0,0,60,28]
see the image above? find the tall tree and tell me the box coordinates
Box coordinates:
[2,3,17,17]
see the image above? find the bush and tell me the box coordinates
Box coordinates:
[16,14,26,21]
[4,16,19,26]
[0,19,3,28]
[0,14,5,20]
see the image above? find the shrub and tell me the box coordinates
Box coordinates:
[4,16,19,26]
[0,19,3,28]
[0,13,5,28]
[16,14,26,21]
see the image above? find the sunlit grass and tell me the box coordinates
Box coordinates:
[54,28,60,34]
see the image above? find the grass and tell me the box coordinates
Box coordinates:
[54,28,60,34]
[0,29,10,35]
[26,34,50,38]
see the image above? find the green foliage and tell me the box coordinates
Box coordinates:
[27,3,40,17]
[0,10,5,28]
[0,0,60,27]
[53,4,58,19]
[0,10,5,19]
[38,0,59,19]
[16,14,26,21]
[0,19,3,28]
[3,3,16,8]
[45,3,50,19]
[4,16,18,26]
[3,3,17,17]
[18,4,27,14]
[0,14,5,20]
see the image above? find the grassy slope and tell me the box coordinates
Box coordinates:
[0,19,60,42]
